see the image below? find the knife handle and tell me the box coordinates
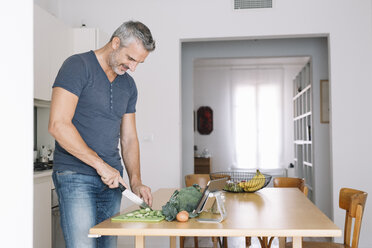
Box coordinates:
[118,183,127,192]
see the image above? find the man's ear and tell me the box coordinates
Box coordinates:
[111,37,121,50]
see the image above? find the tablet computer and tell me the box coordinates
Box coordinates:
[192,177,228,214]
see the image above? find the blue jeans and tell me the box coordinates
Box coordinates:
[52,170,122,248]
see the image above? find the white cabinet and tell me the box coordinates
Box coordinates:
[33,173,53,248]
[34,5,109,101]
[72,27,110,54]
[34,4,72,101]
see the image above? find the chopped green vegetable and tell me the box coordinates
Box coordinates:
[128,209,165,219]
[223,181,244,192]
[161,184,203,221]
[112,209,165,222]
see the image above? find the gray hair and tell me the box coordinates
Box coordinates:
[110,21,155,52]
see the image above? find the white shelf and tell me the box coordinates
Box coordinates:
[294,140,312,145]
[294,111,312,121]
[303,161,313,167]
[293,62,314,202]
[293,84,311,100]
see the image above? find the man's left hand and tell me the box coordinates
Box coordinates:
[131,184,152,207]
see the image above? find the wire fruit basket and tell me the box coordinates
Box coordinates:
[210,170,272,193]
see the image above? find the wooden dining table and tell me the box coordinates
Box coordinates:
[89,187,341,248]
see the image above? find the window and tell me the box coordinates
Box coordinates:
[231,68,284,169]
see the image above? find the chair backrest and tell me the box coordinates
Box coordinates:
[185,174,211,188]
[339,188,368,248]
[273,177,309,196]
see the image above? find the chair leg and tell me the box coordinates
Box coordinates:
[194,237,199,248]
[245,236,251,247]
[180,236,185,248]
[223,237,228,248]
[258,237,266,248]
[212,237,218,248]
[267,237,275,248]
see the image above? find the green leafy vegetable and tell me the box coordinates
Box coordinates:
[161,184,203,221]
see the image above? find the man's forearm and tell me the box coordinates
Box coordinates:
[121,138,142,187]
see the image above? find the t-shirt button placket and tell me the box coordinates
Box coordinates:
[110,85,113,110]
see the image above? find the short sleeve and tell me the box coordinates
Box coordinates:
[126,81,138,113]
[53,55,87,97]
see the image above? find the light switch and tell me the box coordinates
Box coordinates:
[142,134,154,142]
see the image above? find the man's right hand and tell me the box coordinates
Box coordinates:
[96,162,128,189]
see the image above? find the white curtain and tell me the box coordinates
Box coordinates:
[230,68,284,169]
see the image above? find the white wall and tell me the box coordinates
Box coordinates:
[0,1,33,247]
[193,66,234,170]
[34,0,59,17]
[50,0,372,247]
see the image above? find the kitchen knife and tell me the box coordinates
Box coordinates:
[119,183,153,210]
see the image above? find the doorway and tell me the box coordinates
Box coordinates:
[181,36,333,218]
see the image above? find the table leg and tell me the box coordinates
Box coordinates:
[292,237,302,248]
[278,237,286,248]
[135,235,145,248]
[170,236,176,248]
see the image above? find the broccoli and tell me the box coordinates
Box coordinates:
[161,184,203,221]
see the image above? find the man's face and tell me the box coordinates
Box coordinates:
[109,40,149,75]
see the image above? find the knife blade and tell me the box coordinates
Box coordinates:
[118,183,152,210]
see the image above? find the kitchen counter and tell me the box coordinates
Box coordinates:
[34,167,53,248]
[34,169,53,179]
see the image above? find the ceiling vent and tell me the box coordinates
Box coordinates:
[234,0,272,9]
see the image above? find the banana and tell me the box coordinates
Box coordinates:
[252,170,266,191]
[242,170,266,192]
[239,171,259,189]
[246,170,260,188]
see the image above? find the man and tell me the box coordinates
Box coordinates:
[48,21,155,248]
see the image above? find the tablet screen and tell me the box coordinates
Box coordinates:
[193,177,228,214]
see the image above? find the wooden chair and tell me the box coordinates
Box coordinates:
[285,187,368,248]
[180,174,228,248]
[185,174,211,190]
[273,177,309,196]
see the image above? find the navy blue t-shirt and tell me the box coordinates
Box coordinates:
[52,51,138,175]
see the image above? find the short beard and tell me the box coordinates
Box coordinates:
[108,48,126,75]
